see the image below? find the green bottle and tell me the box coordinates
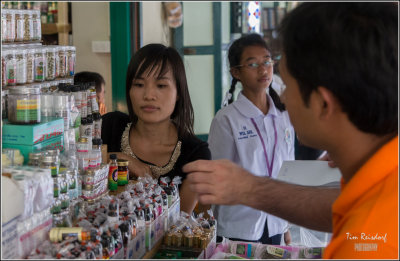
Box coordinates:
[108,154,118,191]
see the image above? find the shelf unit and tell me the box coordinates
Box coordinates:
[41,2,70,45]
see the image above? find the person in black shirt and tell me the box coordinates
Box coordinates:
[101,44,211,214]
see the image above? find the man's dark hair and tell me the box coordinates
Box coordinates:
[279,2,398,136]
[125,43,195,139]
[74,71,105,94]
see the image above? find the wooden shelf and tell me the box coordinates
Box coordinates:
[42,23,71,35]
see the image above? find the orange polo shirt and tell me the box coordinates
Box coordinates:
[323,136,398,259]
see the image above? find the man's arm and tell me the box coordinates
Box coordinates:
[244,175,339,232]
[184,159,340,232]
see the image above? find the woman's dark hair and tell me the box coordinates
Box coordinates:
[279,2,398,136]
[126,43,195,139]
[227,33,285,111]
[74,71,105,94]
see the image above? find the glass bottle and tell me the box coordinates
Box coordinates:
[108,154,118,191]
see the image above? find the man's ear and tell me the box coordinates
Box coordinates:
[314,86,340,120]
[230,68,240,81]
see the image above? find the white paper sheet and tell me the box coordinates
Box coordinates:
[277,160,342,187]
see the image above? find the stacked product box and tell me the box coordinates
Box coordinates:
[2,117,64,164]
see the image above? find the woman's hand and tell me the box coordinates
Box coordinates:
[108,152,152,178]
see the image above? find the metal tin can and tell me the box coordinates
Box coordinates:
[28,151,41,167]
[184,234,193,248]
[164,232,173,246]
[200,235,208,249]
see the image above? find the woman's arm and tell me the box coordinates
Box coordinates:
[179,179,198,214]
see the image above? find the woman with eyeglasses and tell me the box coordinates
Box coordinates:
[208,33,293,245]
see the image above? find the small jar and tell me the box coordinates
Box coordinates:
[54,46,60,78]
[32,10,41,42]
[4,49,17,86]
[1,9,7,43]
[60,194,70,209]
[66,170,77,190]
[33,47,47,82]
[41,81,51,93]
[58,46,67,78]
[15,10,24,42]
[15,48,27,85]
[49,79,59,92]
[59,176,68,194]
[76,137,89,153]
[41,93,54,117]
[2,89,8,120]
[4,9,16,43]
[7,86,41,124]
[27,151,42,167]
[40,155,58,177]
[53,93,70,131]
[66,46,76,77]
[23,10,34,42]
[26,47,35,83]
[51,198,62,215]
[46,46,56,80]
[1,51,7,87]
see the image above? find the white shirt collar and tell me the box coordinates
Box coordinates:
[233,91,279,119]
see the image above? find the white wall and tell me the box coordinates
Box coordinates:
[71,2,112,114]
[70,2,170,113]
[141,2,171,46]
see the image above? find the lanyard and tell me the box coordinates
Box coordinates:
[251,117,277,178]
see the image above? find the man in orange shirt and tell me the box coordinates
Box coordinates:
[183,2,398,259]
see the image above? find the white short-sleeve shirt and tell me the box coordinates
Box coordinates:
[209,91,295,240]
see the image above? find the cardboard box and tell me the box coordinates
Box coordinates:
[3,135,64,164]
[2,117,64,145]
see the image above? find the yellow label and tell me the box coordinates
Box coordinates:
[17,99,39,110]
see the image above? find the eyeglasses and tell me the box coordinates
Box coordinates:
[234,60,275,69]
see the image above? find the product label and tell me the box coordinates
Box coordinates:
[6,59,16,84]
[1,19,6,41]
[61,232,79,241]
[33,20,39,39]
[108,166,118,191]
[6,21,14,41]
[118,170,128,185]
[91,96,99,112]
[51,166,58,177]
[34,57,44,80]
[76,143,89,153]
[15,19,24,40]
[69,57,75,76]
[54,187,59,197]
[93,121,101,138]
[16,59,27,84]
[16,99,39,121]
